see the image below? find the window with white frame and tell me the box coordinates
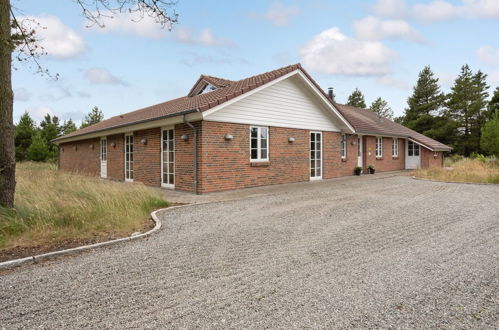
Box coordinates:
[392,138,399,157]
[125,134,134,181]
[376,137,383,158]
[340,134,347,159]
[100,138,107,161]
[250,126,268,161]
[408,140,420,156]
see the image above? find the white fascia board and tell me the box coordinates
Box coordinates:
[202,69,356,134]
[53,112,202,145]
[407,137,435,151]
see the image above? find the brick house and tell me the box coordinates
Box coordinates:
[53,64,451,193]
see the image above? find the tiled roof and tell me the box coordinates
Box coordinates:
[54,63,451,151]
[335,103,452,151]
[54,64,301,141]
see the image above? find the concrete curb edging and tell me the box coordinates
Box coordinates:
[0,206,179,271]
[411,175,497,186]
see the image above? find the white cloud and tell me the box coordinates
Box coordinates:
[174,28,234,47]
[84,68,128,86]
[412,1,460,22]
[87,11,233,47]
[18,15,86,59]
[377,75,410,89]
[372,0,408,19]
[372,0,499,22]
[299,27,395,76]
[14,88,31,102]
[26,106,55,122]
[250,2,300,26]
[477,45,499,65]
[353,16,423,42]
[87,11,170,39]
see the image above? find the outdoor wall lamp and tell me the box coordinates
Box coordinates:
[110,141,116,147]
[434,152,438,158]
[181,134,189,141]
[141,138,147,145]
[73,145,77,151]
[288,137,295,143]
[224,134,234,141]
[89,144,94,149]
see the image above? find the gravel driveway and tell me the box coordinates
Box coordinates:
[1,175,498,329]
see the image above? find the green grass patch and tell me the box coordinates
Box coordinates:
[0,162,169,250]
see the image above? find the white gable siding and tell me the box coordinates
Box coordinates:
[203,75,342,132]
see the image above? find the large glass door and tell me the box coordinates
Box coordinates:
[162,128,175,188]
[310,132,322,180]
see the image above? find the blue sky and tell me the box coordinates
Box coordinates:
[12,0,499,125]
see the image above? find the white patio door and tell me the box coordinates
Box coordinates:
[310,132,322,180]
[100,137,107,178]
[406,140,421,169]
[161,128,175,188]
[357,136,363,168]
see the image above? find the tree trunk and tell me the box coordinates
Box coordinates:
[0,0,16,208]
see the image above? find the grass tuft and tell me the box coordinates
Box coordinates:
[0,162,169,250]
[413,157,499,184]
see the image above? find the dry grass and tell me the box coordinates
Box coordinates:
[0,162,169,250]
[413,158,499,184]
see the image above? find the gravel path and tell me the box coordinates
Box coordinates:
[1,175,498,329]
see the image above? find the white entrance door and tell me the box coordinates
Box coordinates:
[161,128,175,188]
[406,140,421,169]
[310,132,322,180]
[100,137,107,178]
[357,136,363,168]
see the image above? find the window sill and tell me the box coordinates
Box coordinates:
[341,158,347,162]
[392,156,399,160]
[376,157,383,160]
[250,161,270,167]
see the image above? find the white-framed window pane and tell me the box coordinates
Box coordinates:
[250,126,269,161]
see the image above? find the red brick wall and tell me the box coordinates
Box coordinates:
[323,133,359,178]
[59,138,100,176]
[107,134,124,181]
[421,148,443,169]
[134,128,161,186]
[198,121,309,193]
[58,121,445,193]
[174,122,200,192]
[364,136,405,172]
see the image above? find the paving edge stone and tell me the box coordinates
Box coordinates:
[0,205,185,271]
[411,175,497,186]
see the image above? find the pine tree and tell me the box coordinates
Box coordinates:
[40,114,61,159]
[61,119,77,135]
[370,97,394,119]
[81,106,104,128]
[402,66,445,129]
[27,131,49,162]
[480,110,499,156]
[14,111,36,161]
[446,65,489,155]
[347,88,367,109]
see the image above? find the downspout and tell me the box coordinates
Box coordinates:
[183,111,200,194]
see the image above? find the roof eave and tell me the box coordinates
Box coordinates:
[52,108,199,144]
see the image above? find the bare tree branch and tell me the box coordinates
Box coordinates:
[75,0,178,29]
